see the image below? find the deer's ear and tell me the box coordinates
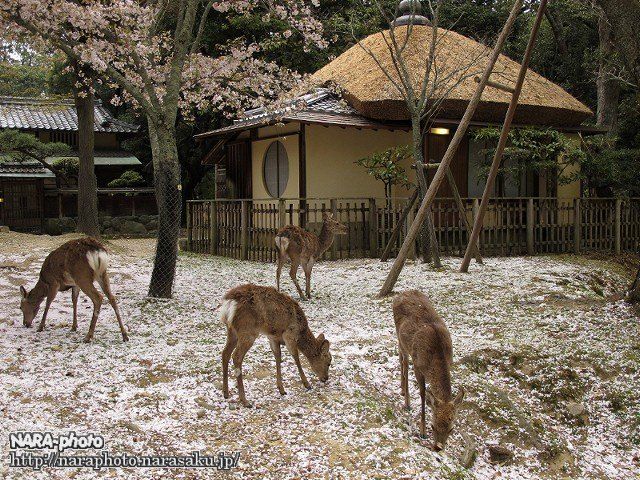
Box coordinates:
[454,387,465,406]
[20,286,27,298]
[321,339,330,353]
[317,333,325,344]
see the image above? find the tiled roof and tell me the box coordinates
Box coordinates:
[195,89,405,139]
[0,161,55,178]
[0,97,138,133]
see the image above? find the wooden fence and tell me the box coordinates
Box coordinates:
[186,197,640,262]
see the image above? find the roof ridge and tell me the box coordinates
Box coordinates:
[0,96,103,106]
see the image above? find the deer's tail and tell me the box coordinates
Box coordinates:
[219,299,238,327]
[86,249,109,280]
[274,235,289,258]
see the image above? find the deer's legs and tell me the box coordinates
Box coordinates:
[276,253,284,292]
[269,338,286,396]
[284,336,311,389]
[232,336,256,407]
[302,257,314,299]
[79,283,103,343]
[221,328,238,399]
[289,261,306,300]
[71,287,80,332]
[400,351,410,410]
[37,285,59,332]
[98,273,128,342]
[416,371,427,439]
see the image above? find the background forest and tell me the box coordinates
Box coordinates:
[2,0,638,200]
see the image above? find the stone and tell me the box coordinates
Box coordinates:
[118,220,147,236]
[488,445,514,465]
[0,226,9,233]
[566,401,586,417]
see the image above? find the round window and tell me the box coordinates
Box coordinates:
[263,141,289,198]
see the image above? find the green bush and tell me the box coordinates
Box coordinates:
[107,170,146,188]
[51,157,79,178]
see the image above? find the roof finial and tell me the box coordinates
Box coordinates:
[392,0,430,27]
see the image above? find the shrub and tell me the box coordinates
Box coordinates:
[108,170,146,188]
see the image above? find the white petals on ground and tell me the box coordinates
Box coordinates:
[0,233,638,479]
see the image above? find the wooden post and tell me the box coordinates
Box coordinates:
[615,198,622,255]
[378,0,523,296]
[131,195,136,216]
[574,198,581,254]
[459,0,547,273]
[241,200,249,260]
[369,198,378,258]
[210,201,218,255]
[407,200,417,260]
[278,199,286,228]
[58,192,63,219]
[526,198,535,255]
[380,189,419,261]
[472,199,480,248]
[445,167,483,264]
[186,202,192,251]
[331,198,339,260]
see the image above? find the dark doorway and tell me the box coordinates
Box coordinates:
[423,130,469,198]
[217,141,252,199]
[0,178,44,232]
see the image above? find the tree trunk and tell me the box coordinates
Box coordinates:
[628,265,640,303]
[147,120,182,298]
[596,11,621,129]
[73,81,100,237]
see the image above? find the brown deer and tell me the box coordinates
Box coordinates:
[19,237,128,343]
[275,212,347,300]
[219,284,331,407]
[393,290,464,451]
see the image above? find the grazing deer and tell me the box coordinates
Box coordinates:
[19,238,128,343]
[393,290,464,451]
[275,212,347,300]
[219,284,331,407]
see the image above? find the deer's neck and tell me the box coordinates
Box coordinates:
[297,328,320,360]
[428,357,453,402]
[316,223,334,256]
[28,280,48,308]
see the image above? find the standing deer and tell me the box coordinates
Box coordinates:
[219,284,332,407]
[393,290,465,451]
[19,237,128,343]
[275,212,347,300]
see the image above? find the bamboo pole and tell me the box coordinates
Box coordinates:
[460,0,548,273]
[378,0,524,297]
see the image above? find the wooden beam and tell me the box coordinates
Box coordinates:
[298,123,307,227]
[474,76,516,94]
[460,0,548,273]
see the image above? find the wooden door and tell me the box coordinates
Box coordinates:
[0,178,44,232]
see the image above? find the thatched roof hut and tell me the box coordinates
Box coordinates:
[313,25,592,127]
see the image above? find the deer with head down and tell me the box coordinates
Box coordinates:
[275,212,347,300]
[19,237,128,343]
[393,290,465,451]
[219,284,331,407]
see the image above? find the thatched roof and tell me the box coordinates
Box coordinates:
[313,26,592,127]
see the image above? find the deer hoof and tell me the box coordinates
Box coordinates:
[122,334,130,342]
[82,336,93,344]
[241,400,253,408]
[223,390,230,399]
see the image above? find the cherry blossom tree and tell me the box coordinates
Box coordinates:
[1,0,324,298]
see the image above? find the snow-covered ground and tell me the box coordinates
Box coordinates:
[0,232,638,479]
